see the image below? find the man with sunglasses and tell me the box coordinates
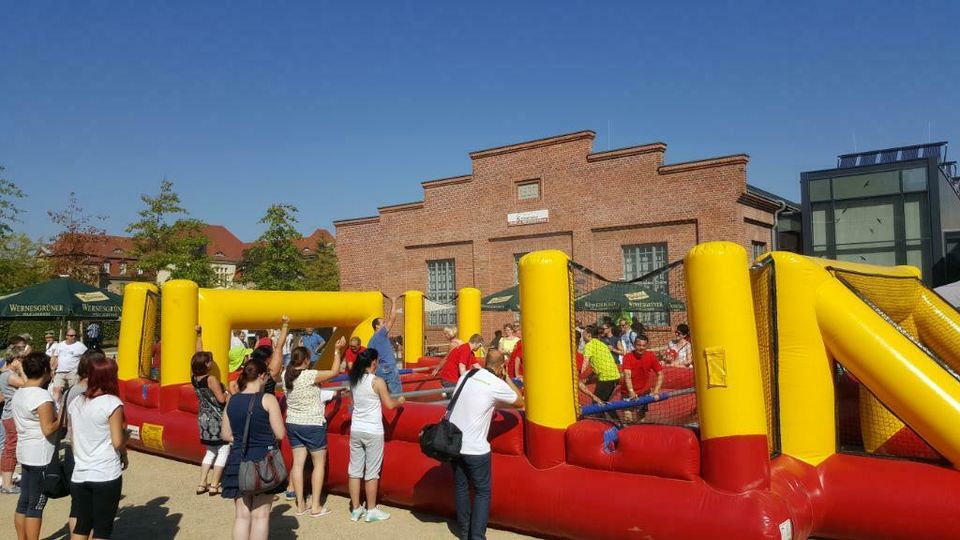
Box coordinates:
[50,328,87,402]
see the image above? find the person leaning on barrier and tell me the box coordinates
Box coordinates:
[448,350,524,540]
[622,335,663,423]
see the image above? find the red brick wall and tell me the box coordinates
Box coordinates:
[335,131,782,350]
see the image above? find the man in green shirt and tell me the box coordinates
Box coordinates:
[580,325,623,420]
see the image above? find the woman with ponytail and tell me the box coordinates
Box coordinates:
[346,348,405,523]
[283,337,345,517]
[220,358,286,540]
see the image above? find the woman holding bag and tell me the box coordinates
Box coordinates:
[220,358,286,540]
[11,352,59,540]
[68,352,127,540]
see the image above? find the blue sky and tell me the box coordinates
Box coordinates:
[3,1,958,241]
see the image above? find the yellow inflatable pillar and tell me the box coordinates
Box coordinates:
[403,291,424,364]
[519,250,577,469]
[161,280,198,387]
[685,242,770,492]
[766,252,836,466]
[116,282,158,381]
[457,287,481,349]
[315,327,352,370]
[817,279,960,467]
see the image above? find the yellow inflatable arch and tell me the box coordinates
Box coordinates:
[117,280,384,386]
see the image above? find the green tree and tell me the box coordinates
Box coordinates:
[303,239,339,291]
[240,204,307,290]
[126,180,216,287]
[0,233,50,294]
[47,192,107,284]
[0,165,25,238]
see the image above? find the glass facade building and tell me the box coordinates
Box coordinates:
[801,142,960,286]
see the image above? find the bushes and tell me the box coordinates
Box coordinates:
[0,319,121,348]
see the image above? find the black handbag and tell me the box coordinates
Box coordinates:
[43,393,74,499]
[419,369,480,462]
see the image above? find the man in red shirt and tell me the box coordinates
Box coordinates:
[508,340,523,380]
[434,334,484,387]
[343,336,365,372]
[622,335,664,423]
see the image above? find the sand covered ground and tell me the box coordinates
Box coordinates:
[0,451,536,539]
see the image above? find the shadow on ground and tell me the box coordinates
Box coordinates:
[112,496,182,539]
[268,503,301,540]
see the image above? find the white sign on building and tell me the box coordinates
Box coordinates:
[507,209,549,226]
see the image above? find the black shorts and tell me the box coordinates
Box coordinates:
[71,477,123,538]
[15,465,48,518]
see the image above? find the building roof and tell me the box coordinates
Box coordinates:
[746,184,800,211]
[53,224,334,264]
[203,224,248,261]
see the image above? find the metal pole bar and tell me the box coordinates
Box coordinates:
[328,366,432,384]
[580,388,696,416]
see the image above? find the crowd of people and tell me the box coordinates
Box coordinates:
[0,308,691,540]
[0,332,129,540]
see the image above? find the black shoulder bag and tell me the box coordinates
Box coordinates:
[43,393,75,499]
[419,368,480,462]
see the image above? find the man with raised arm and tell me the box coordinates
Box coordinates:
[367,296,403,394]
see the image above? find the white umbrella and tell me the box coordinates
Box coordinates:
[934,281,960,308]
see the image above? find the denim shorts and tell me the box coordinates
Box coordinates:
[286,423,327,451]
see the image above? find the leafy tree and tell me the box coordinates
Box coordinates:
[47,192,107,284]
[303,239,339,291]
[126,180,215,287]
[240,204,307,290]
[0,233,50,294]
[0,165,25,238]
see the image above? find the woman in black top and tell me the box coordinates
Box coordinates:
[192,326,228,495]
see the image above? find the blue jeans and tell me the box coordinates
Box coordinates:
[377,362,403,395]
[451,453,492,540]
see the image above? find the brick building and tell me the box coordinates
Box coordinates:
[334,130,797,347]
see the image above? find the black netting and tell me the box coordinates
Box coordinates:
[835,363,946,464]
[831,269,948,464]
[569,260,696,427]
[749,258,781,457]
[138,290,160,381]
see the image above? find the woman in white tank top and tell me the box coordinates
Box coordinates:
[346,348,405,523]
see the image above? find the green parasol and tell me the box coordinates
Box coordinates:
[574,281,684,312]
[0,277,123,319]
[481,284,520,312]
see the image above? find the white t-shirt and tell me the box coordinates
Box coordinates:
[449,369,518,455]
[56,340,88,373]
[69,394,124,482]
[285,370,335,426]
[282,334,294,355]
[12,386,55,466]
[350,374,383,435]
[230,335,245,349]
[45,341,60,357]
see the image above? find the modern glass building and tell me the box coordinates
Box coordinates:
[801,142,960,286]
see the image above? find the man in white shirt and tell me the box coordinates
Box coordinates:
[50,328,87,402]
[448,350,524,540]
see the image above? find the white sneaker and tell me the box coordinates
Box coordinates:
[350,507,366,522]
[364,506,391,522]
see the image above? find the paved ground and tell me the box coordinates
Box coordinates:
[0,451,537,539]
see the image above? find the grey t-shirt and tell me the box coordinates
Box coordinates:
[0,370,17,420]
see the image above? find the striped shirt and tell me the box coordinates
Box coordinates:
[582,339,622,382]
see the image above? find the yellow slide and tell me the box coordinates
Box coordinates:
[815,275,960,467]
